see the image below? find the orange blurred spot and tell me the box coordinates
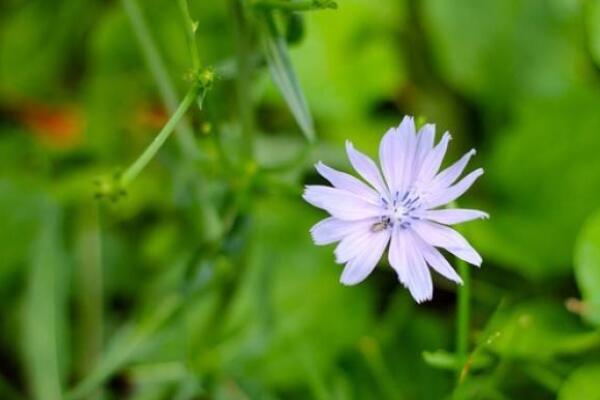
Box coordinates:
[18,102,84,149]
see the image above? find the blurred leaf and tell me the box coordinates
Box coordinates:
[212,197,374,387]
[68,294,182,400]
[574,210,600,326]
[485,300,599,360]
[22,206,65,400]
[260,10,316,141]
[558,363,600,400]
[290,0,403,148]
[0,180,45,287]
[0,0,96,97]
[473,88,600,278]
[586,0,600,71]
[422,0,589,101]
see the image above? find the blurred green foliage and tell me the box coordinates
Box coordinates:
[1,0,600,399]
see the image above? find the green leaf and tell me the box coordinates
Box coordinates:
[558,363,600,400]
[574,210,600,326]
[67,294,182,400]
[484,300,600,360]
[207,197,374,388]
[260,10,316,141]
[22,206,65,400]
[422,0,587,102]
[471,88,600,278]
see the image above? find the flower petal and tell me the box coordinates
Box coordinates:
[389,229,433,302]
[429,149,476,193]
[340,229,390,285]
[388,228,410,286]
[310,217,374,245]
[414,123,435,172]
[398,118,418,192]
[412,221,482,266]
[335,227,375,263]
[315,161,380,204]
[405,232,434,302]
[416,131,451,184]
[345,141,388,196]
[426,168,484,209]
[425,209,489,225]
[379,126,401,192]
[303,185,382,221]
[413,234,462,284]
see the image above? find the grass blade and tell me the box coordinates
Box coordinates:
[259,10,316,141]
[23,206,65,400]
[67,294,182,400]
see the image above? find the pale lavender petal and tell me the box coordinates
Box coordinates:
[310,217,374,245]
[413,234,462,284]
[425,209,489,225]
[416,131,451,184]
[388,228,410,286]
[315,161,380,204]
[404,232,434,302]
[428,149,476,193]
[335,228,374,263]
[340,229,390,285]
[426,168,484,209]
[378,126,401,193]
[303,185,382,220]
[389,229,433,302]
[345,141,388,195]
[398,118,418,193]
[412,221,482,266]
[414,123,435,171]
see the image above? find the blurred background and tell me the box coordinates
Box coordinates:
[2,0,600,399]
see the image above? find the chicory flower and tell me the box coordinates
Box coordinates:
[304,116,487,302]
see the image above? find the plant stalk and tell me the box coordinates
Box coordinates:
[456,257,470,382]
[122,0,200,160]
[120,85,200,187]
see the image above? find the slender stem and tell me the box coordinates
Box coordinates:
[122,0,200,160]
[252,0,337,11]
[75,205,104,399]
[230,0,255,161]
[120,85,200,186]
[456,257,470,382]
[177,0,201,71]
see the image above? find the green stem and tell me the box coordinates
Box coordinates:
[252,0,337,11]
[122,0,200,160]
[74,205,104,399]
[230,0,255,162]
[456,257,470,382]
[120,85,200,187]
[177,0,201,71]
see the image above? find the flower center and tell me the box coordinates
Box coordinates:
[375,190,422,231]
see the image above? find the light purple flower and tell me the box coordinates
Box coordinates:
[303,116,487,303]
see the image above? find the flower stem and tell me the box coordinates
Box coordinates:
[230,0,255,162]
[455,257,470,382]
[122,0,200,160]
[120,85,200,187]
[177,0,201,72]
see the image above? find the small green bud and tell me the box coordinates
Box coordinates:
[93,172,126,202]
[199,67,215,89]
